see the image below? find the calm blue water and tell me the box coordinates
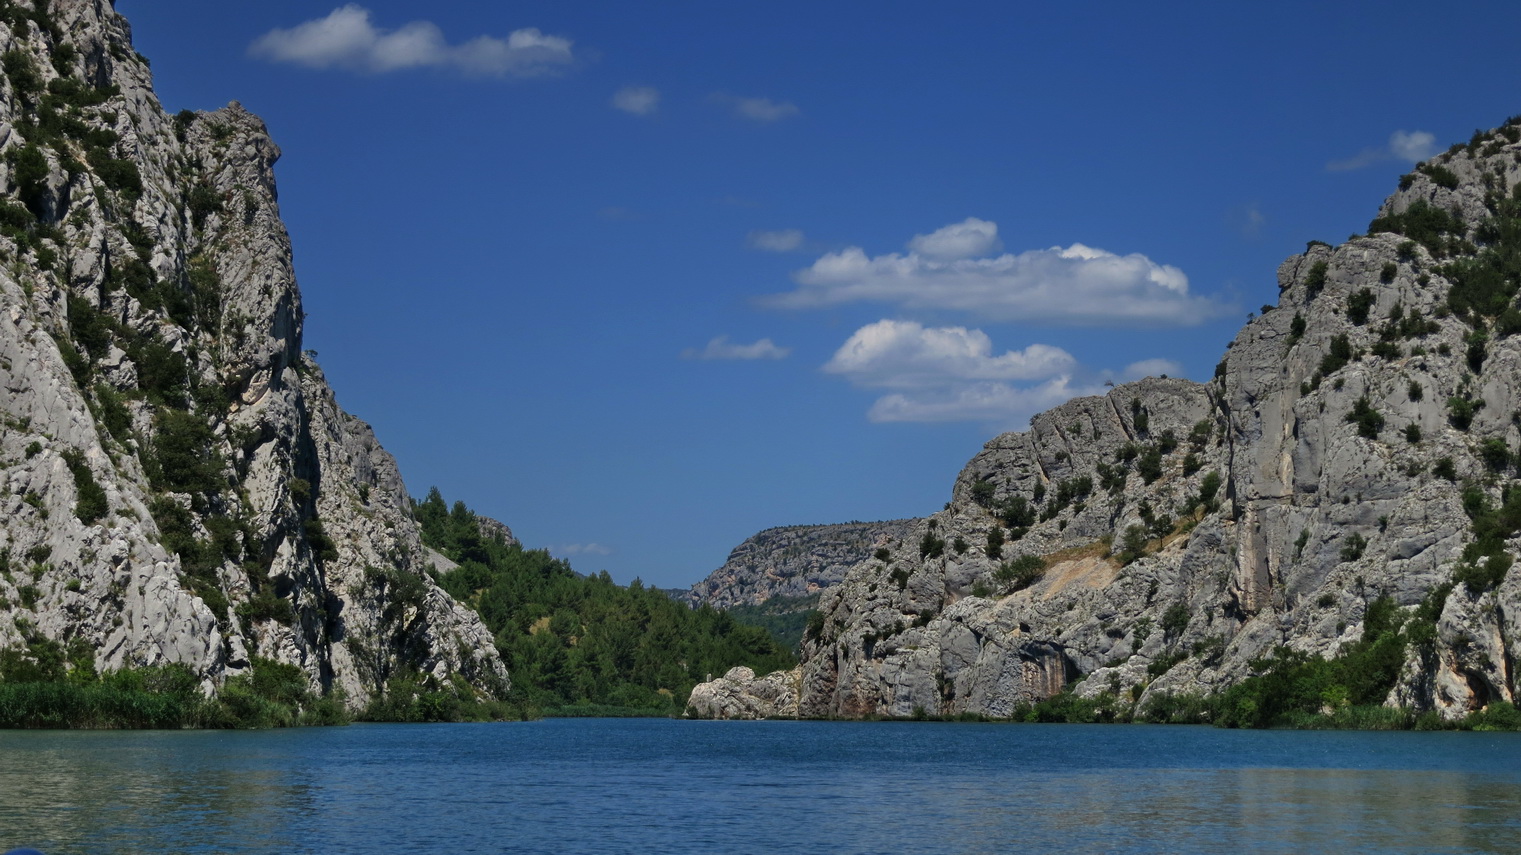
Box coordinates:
[2,719,1520,854]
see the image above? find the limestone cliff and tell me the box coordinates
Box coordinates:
[0,0,507,704]
[684,519,917,609]
[763,118,1521,721]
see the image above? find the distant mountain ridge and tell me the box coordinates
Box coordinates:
[684,519,918,609]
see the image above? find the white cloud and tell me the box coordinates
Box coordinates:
[1122,358,1184,380]
[867,378,1102,426]
[1327,129,1439,172]
[907,217,1002,261]
[612,85,659,116]
[682,336,791,361]
[249,5,574,77]
[557,543,612,557]
[765,220,1219,326]
[712,94,799,122]
[823,320,1075,388]
[1389,130,1438,162]
[747,228,805,252]
[822,319,1181,426]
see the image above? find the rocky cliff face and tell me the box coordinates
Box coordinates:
[778,118,1521,721]
[684,519,917,609]
[0,0,507,703]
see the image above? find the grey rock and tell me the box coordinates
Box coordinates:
[797,122,1521,721]
[685,666,800,719]
[424,548,460,575]
[0,1,508,705]
[475,515,519,548]
[685,519,918,609]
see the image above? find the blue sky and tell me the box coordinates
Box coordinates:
[116,0,1521,588]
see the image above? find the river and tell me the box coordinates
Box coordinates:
[3,718,1519,853]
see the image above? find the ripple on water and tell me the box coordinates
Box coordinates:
[1,721,1520,854]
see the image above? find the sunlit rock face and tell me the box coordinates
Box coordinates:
[684,520,918,609]
[0,0,507,705]
[797,124,1521,721]
[686,666,799,719]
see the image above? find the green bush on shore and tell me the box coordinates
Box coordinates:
[0,657,346,729]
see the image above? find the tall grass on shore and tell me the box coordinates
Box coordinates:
[0,658,346,729]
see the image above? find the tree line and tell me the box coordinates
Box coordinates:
[416,489,795,715]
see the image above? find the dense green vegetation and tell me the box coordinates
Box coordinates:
[1451,483,1521,593]
[1444,189,1521,322]
[0,610,521,728]
[1369,200,1470,258]
[356,666,523,724]
[0,632,345,729]
[416,489,795,716]
[722,594,820,655]
[1205,594,1411,728]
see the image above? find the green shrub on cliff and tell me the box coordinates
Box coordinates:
[1208,595,1409,729]
[1304,260,1329,298]
[61,449,107,523]
[1345,396,1384,439]
[1368,199,1466,257]
[994,554,1044,591]
[146,409,224,494]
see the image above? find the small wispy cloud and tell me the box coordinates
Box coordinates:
[612,85,659,116]
[1226,202,1266,239]
[250,5,574,77]
[711,93,799,123]
[1122,358,1183,380]
[747,229,805,252]
[1327,129,1438,172]
[557,543,612,557]
[682,336,791,361]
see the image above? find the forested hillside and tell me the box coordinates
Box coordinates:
[415,490,795,714]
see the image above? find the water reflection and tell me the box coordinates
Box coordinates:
[1005,767,1521,854]
[0,731,315,852]
[1,723,1519,854]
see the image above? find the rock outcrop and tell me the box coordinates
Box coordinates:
[0,0,507,704]
[685,666,799,719]
[784,119,1521,721]
[475,514,518,549]
[685,520,917,609]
